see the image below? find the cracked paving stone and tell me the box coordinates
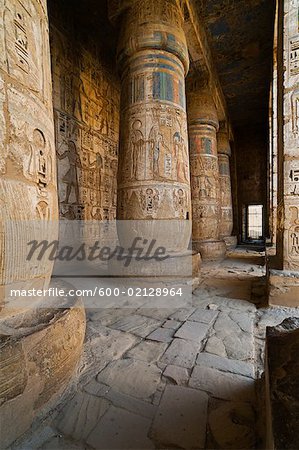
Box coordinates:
[160,338,199,368]
[55,391,110,441]
[136,308,177,321]
[204,335,227,357]
[196,352,254,378]
[150,385,208,449]
[147,327,175,343]
[126,340,168,363]
[79,325,139,380]
[163,365,189,385]
[189,366,255,402]
[188,308,218,325]
[174,320,210,343]
[87,406,155,449]
[109,314,162,337]
[169,307,196,321]
[96,358,161,401]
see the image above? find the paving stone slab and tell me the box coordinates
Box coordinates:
[189,309,218,325]
[169,307,196,321]
[162,319,181,330]
[208,401,256,449]
[205,335,227,357]
[137,308,177,320]
[228,310,255,334]
[150,385,208,449]
[55,392,110,441]
[196,352,254,378]
[147,327,175,343]
[79,325,139,381]
[163,365,189,385]
[189,366,255,402]
[109,314,162,337]
[87,406,155,449]
[96,358,161,401]
[126,340,168,363]
[174,320,210,343]
[160,338,199,368]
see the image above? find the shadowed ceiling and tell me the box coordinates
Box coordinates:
[195,0,276,129]
[49,0,276,131]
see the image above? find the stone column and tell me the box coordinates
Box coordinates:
[187,87,226,261]
[267,0,299,307]
[0,1,85,445]
[217,128,237,250]
[112,0,191,253]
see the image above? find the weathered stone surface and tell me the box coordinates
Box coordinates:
[96,359,161,401]
[169,308,196,321]
[189,308,218,325]
[87,406,155,449]
[163,365,189,385]
[150,385,208,449]
[147,327,175,343]
[196,352,254,378]
[55,391,109,441]
[162,319,181,330]
[174,320,210,343]
[189,366,255,402]
[205,335,227,357]
[160,338,199,368]
[137,308,178,321]
[209,401,256,449]
[126,340,168,363]
[109,315,161,337]
[80,325,139,380]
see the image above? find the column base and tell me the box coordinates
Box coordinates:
[0,283,86,448]
[268,269,299,307]
[222,235,237,250]
[193,240,226,262]
[108,250,194,278]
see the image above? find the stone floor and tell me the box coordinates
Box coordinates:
[14,248,299,450]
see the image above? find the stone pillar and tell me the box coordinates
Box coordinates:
[113,0,191,253]
[0,1,85,446]
[187,87,226,261]
[267,0,299,307]
[217,128,237,250]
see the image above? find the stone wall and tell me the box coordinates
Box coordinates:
[49,2,120,221]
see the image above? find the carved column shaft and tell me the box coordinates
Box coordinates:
[114,0,191,251]
[0,0,58,316]
[187,89,226,261]
[268,0,299,306]
[217,129,237,249]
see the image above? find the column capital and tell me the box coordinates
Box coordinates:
[187,87,219,130]
[217,128,231,157]
[111,0,189,74]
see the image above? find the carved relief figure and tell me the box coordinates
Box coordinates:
[130,120,145,180]
[57,141,81,204]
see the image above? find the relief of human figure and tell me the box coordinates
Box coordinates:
[130,120,145,180]
[149,125,170,179]
[57,140,82,204]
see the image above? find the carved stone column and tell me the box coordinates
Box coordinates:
[112,0,192,253]
[0,1,85,445]
[217,128,237,250]
[187,88,226,261]
[267,0,299,306]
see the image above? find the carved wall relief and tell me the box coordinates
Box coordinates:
[50,26,120,220]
